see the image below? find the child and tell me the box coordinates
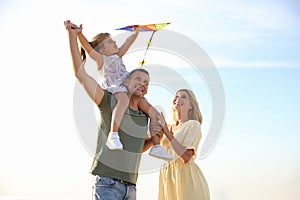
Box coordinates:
[75,23,172,161]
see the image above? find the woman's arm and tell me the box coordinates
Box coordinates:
[159,114,194,163]
[117,27,140,57]
[65,21,104,105]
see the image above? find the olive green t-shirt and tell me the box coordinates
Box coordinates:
[90,90,148,184]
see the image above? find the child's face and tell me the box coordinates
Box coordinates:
[100,37,119,55]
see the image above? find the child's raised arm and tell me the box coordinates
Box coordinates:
[117,27,140,57]
[77,26,104,71]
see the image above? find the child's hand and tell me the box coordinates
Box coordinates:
[132,26,141,35]
[64,20,82,34]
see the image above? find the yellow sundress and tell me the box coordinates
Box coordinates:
[158,120,210,200]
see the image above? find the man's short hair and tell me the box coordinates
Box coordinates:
[129,68,149,77]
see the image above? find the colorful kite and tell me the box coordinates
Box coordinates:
[116,22,171,66]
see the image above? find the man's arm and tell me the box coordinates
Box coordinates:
[65,21,104,105]
[117,27,140,57]
[142,137,153,152]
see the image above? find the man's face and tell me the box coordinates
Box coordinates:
[125,71,150,97]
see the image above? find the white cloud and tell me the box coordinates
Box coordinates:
[213,57,299,68]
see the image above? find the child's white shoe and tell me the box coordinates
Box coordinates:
[106,132,123,150]
[149,145,173,161]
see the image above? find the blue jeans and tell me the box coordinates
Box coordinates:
[93,176,136,200]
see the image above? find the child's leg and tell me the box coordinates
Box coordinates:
[111,92,129,132]
[151,133,161,145]
[138,98,162,140]
[138,98,173,161]
[106,92,129,150]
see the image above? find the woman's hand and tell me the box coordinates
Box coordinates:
[157,112,174,137]
[157,112,166,126]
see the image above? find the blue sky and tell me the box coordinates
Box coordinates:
[0,0,299,199]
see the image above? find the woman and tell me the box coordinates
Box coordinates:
[157,89,210,200]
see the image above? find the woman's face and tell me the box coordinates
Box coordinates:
[172,90,192,112]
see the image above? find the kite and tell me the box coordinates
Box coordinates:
[116,22,171,66]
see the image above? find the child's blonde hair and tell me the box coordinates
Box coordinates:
[80,33,111,61]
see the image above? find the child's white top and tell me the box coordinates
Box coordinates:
[99,54,129,94]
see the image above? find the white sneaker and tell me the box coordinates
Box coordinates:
[106,132,123,150]
[149,145,173,161]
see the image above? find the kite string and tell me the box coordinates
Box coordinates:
[140,30,156,67]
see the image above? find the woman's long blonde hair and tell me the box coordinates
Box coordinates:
[171,89,203,124]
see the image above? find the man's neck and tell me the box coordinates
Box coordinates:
[129,96,142,111]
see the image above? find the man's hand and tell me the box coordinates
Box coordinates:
[149,118,163,138]
[64,20,82,34]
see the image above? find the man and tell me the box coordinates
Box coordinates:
[65,20,158,200]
